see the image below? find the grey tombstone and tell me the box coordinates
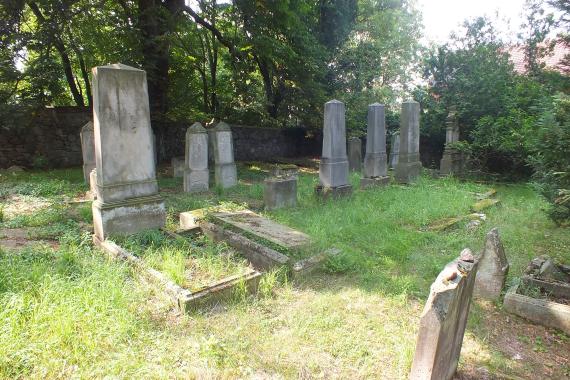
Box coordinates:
[389,132,400,169]
[213,121,237,188]
[348,137,362,172]
[395,100,422,183]
[183,122,209,193]
[361,103,389,188]
[474,228,509,300]
[439,109,464,176]
[80,121,95,184]
[315,100,352,197]
[171,156,184,178]
[264,176,297,210]
[91,63,166,240]
[409,249,479,380]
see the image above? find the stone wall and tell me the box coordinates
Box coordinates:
[0,107,322,169]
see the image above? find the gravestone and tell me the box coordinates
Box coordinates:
[395,100,422,183]
[213,121,237,188]
[409,249,479,380]
[348,137,362,172]
[315,100,352,197]
[80,121,95,184]
[474,228,509,300]
[171,156,184,178]
[389,132,400,169]
[91,63,166,240]
[89,168,98,199]
[184,122,209,193]
[264,167,297,210]
[361,103,389,188]
[439,109,465,176]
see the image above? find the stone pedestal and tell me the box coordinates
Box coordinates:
[348,137,362,172]
[389,132,400,169]
[184,122,209,193]
[316,100,352,197]
[213,122,237,188]
[264,177,297,210]
[439,109,465,176]
[395,101,422,183]
[474,228,509,300]
[409,249,479,380]
[91,63,165,240]
[172,156,184,178]
[361,103,389,188]
[80,121,95,184]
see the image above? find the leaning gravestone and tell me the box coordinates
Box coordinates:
[91,63,166,240]
[213,121,237,188]
[80,121,95,184]
[409,248,479,380]
[474,228,509,300]
[348,137,362,172]
[389,132,400,169]
[395,100,422,183]
[315,100,352,197]
[184,122,209,193]
[361,103,389,188]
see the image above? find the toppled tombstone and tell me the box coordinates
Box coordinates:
[475,188,497,200]
[409,248,479,380]
[474,228,509,300]
[471,198,500,212]
[538,257,570,283]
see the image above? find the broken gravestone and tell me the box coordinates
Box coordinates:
[474,228,509,300]
[409,249,479,380]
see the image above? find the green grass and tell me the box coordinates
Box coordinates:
[0,164,569,378]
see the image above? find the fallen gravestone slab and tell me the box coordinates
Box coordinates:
[471,198,500,212]
[409,248,479,380]
[474,228,509,300]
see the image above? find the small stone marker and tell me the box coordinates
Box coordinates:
[183,122,209,193]
[395,100,422,183]
[440,109,465,176]
[171,156,184,178]
[80,121,95,184]
[389,132,400,169]
[213,121,237,188]
[91,63,166,240]
[316,100,352,197]
[348,137,362,172]
[474,228,509,300]
[264,166,298,210]
[409,248,479,380]
[361,103,389,188]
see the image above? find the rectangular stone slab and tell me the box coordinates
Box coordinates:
[212,210,310,249]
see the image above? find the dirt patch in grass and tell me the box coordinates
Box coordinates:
[0,227,59,250]
[1,194,51,218]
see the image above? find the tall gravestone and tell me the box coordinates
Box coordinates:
[348,137,362,172]
[395,100,422,183]
[315,100,352,197]
[474,228,509,300]
[80,121,95,184]
[389,132,400,169]
[184,122,209,193]
[213,121,237,188]
[361,103,389,188]
[91,63,165,240]
[439,109,464,176]
[409,249,479,380]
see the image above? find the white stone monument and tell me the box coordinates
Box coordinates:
[213,121,237,188]
[91,63,165,240]
[184,122,209,192]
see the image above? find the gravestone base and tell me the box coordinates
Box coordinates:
[319,159,349,189]
[314,184,353,199]
[215,163,237,188]
[172,156,184,178]
[183,169,209,193]
[264,177,297,210]
[92,195,166,240]
[363,152,387,178]
[360,176,390,189]
[394,161,422,183]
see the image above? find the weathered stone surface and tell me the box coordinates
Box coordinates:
[474,228,509,300]
[213,122,237,188]
[171,156,184,178]
[363,103,388,177]
[89,168,98,199]
[395,101,422,183]
[317,100,351,195]
[440,109,466,176]
[471,198,500,212]
[539,258,570,283]
[184,122,209,193]
[409,249,479,380]
[91,63,165,239]
[389,132,400,169]
[348,137,362,172]
[80,121,95,184]
[360,176,390,189]
[271,164,298,178]
[264,176,297,210]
